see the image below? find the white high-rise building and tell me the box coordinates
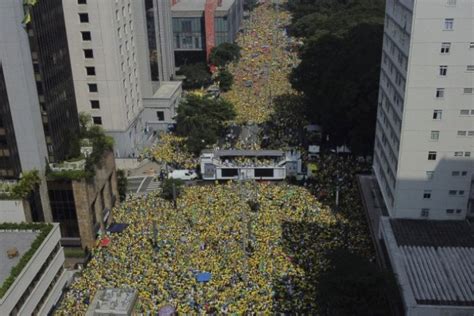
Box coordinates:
[373,0,474,220]
[63,0,181,158]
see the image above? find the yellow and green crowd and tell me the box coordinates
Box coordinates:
[224,1,300,124]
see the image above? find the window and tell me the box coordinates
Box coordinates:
[446,209,454,214]
[79,13,89,23]
[156,111,165,121]
[426,171,434,179]
[464,88,473,94]
[428,151,437,160]
[470,42,474,49]
[446,0,456,5]
[78,0,87,3]
[90,100,100,109]
[457,130,467,136]
[436,88,445,98]
[467,65,474,72]
[86,66,96,76]
[421,209,430,218]
[83,49,93,59]
[430,130,440,140]
[423,190,432,199]
[444,18,454,30]
[92,116,102,125]
[448,190,457,196]
[461,171,468,176]
[468,131,474,137]
[440,42,451,54]
[458,190,465,196]
[460,109,470,115]
[452,171,460,176]
[454,151,463,157]
[439,65,448,76]
[465,152,471,157]
[88,83,98,93]
[456,209,462,214]
[433,110,443,119]
[81,31,91,41]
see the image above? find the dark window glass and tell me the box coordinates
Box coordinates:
[255,169,274,178]
[81,31,92,41]
[88,83,98,92]
[90,100,100,109]
[222,169,238,177]
[92,116,102,125]
[86,67,96,76]
[83,49,94,58]
[79,13,89,23]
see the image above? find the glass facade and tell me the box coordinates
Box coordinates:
[0,64,21,179]
[173,17,204,50]
[145,0,159,81]
[28,0,79,163]
[48,182,80,238]
[214,17,229,45]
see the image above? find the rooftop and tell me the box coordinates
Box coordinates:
[382,218,474,307]
[214,149,284,157]
[171,0,235,13]
[0,231,38,286]
[152,81,182,99]
[86,288,138,316]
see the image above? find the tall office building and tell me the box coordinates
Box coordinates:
[373,0,474,220]
[63,0,181,158]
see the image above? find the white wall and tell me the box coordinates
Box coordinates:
[0,200,26,223]
[374,0,474,220]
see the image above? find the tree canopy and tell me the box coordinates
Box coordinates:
[177,63,212,89]
[209,43,241,67]
[288,0,384,155]
[175,94,236,154]
[216,69,234,92]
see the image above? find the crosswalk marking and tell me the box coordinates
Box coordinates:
[146,178,161,192]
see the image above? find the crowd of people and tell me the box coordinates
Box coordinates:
[224,2,300,124]
[55,170,372,314]
[146,133,197,170]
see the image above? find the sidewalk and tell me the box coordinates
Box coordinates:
[126,159,162,177]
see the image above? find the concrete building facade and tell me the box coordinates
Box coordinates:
[373,0,474,220]
[48,151,119,249]
[64,0,181,158]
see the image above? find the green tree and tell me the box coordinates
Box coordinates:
[79,112,92,138]
[216,69,234,92]
[161,178,184,201]
[116,169,128,202]
[209,43,241,67]
[177,63,212,89]
[317,249,396,316]
[244,0,258,11]
[290,23,383,155]
[176,94,236,154]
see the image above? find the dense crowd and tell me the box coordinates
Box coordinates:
[56,163,372,314]
[224,2,300,124]
[146,133,197,170]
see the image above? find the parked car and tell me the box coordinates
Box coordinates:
[168,169,198,180]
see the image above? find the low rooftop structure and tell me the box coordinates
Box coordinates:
[0,230,38,287]
[200,149,302,180]
[0,223,69,315]
[86,288,138,316]
[379,217,474,316]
